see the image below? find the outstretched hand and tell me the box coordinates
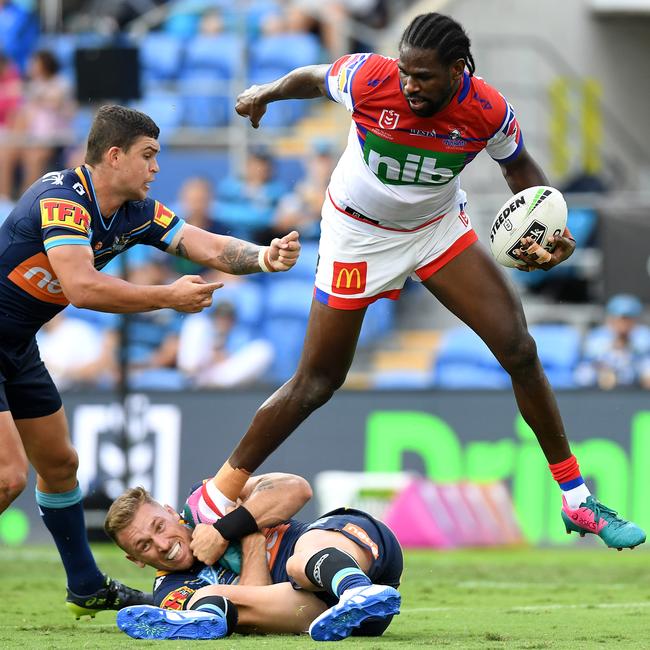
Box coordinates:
[513,232,576,272]
[235,85,267,129]
[267,231,301,272]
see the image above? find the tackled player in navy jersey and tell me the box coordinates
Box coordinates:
[105,472,402,641]
[0,105,301,618]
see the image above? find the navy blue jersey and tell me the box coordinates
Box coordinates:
[0,167,184,339]
[152,509,403,610]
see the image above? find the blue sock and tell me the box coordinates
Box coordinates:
[36,486,104,595]
[332,568,372,598]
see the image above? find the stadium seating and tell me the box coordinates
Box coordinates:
[182,34,242,79]
[138,32,184,82]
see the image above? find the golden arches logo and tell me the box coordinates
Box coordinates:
[332,261,366,295]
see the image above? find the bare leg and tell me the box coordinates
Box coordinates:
[285,529,373,591]
[21,146,53,192]
[228,299,366,473]
[16,407,78,494]
[423,241,571,463]
[186,582,327,634]
[0,411,29,513]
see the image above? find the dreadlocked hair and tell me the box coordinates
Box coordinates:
[399,13,475,76]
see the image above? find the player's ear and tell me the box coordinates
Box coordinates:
[163,504,179,517]
[451,58,465,81]
[125,554,146,569]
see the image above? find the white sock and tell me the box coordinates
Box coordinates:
[562,483,591,510]
[198,480,236,522]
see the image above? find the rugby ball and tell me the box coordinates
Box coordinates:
[489,186,567,268]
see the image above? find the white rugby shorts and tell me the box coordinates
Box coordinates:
[314,192,478,310]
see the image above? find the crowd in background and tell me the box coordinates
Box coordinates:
[1,0,649,392]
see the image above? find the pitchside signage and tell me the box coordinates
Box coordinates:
[5,390,650,545]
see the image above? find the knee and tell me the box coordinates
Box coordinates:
[497,331,539,376]
[285,553,306,583]
[293,371,344,411]
[38,446,79,486]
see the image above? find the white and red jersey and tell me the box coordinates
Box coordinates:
[325,53,523,230]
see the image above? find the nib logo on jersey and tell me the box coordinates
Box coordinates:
[363,131,465,186]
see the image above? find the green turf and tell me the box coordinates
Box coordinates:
[1,543,649,648]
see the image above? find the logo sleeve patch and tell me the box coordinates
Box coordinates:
[160,585,196,611]
[342,523,379,559]
[153,201,176,229]
[40,198,91,235]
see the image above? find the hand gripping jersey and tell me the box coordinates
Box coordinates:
[153,481,308,609]
[325,53,523,230]
[0,167,184,338]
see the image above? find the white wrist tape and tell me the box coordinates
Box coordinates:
[258,247,272,273]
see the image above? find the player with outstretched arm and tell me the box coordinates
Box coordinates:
[208,13,645,550]
[0,105,300,618]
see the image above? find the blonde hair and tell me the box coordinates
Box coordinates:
[104,486,155,544]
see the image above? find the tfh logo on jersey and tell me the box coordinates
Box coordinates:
[332,261,367,295]
[378,109,400,130]
[7,252,69,305]
[153,201,175,229]
[40,198,91,234]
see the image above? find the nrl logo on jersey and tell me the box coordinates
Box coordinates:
[42,171,65,186]
[378,109,400,130]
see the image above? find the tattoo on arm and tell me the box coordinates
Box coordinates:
[217,239,260,274]
[174,236,189,259]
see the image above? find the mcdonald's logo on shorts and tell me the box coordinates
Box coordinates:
[332,261,367,295]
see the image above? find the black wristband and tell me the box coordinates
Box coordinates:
[213,506,258,541]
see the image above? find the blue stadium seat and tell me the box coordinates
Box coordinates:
[129,368,189,390]
[248,67,307,127]
[183,34,242,78]
[179,72,231,127]
[290,241,319,279]
[138,32,184,81]
[130,90,182,137]
[358,299,396,347]
[371,370,435,390]
[265,278,314,319]
[433,327,510,389]
[529,324,580,389]
[212,281,265,328]
[263,316,307,383]
[249,33,320,73]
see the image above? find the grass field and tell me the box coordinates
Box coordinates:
[1,544,649,649]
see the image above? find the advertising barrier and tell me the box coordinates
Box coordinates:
[3,389,649,546]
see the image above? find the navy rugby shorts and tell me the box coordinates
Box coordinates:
[0,336,62,419]
[306,507,403,590]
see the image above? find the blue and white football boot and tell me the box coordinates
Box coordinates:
[117,603,235,640]
[309,584,401,641]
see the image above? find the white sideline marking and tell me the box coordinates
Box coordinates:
[511,602,650,612]
[401,602,650,614]
[458,580,629,590]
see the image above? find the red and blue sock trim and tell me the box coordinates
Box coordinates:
[549,454,584,490]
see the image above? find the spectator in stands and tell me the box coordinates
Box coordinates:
[36,311,118,390]
[575,294,650,390]
[273,139,335,240]
[0,49,75,198]
[217,145,286,242]
[0,50,21,134]
[171,176,228,275]
[177,300,274,388]
[124,258,185,389]
[0,0,39,72]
